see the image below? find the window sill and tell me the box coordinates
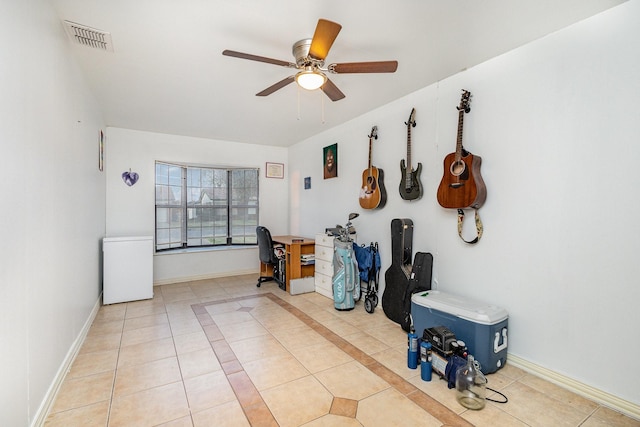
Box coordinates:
[155,245,257,256]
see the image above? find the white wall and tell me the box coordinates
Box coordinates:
[105,128,288,284]
[0,1,106,425]
[3,1,636,424]
[289,1,639,407]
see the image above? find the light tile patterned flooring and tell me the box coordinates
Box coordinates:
[45,275,639,426]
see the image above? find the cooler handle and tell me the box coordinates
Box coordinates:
[494,328,508,353]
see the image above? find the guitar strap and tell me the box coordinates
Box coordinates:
[457,208,483,244]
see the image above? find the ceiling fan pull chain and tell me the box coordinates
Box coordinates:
[321,89,325,123]
[297,84,301,120]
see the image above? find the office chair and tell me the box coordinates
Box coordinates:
[256,226,285,288]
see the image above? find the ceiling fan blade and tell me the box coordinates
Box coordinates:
[256,76,295,97]
[222,50,295,68]
[330,61,398,74]
[308,19,342,60]
[321,78,345,101]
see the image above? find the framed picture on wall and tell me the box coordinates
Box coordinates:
[98,130,104,171]
[265,162,284,179]
[323,143,337,179]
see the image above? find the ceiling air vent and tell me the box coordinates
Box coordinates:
[63,20,114,52]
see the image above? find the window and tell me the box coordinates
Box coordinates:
[155,162,259,251]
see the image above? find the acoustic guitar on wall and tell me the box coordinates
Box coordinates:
[399,108,423,200]
[359,126,387,209]
[436,90,487,209]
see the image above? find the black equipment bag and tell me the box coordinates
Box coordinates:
[390,218,413,266]
[383,219,413,325]
[400,252,433,331]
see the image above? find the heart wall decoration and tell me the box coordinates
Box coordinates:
[122,169,139,186]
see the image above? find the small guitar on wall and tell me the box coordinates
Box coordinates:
[436,90,487,209]
[359,126,387,209]
[399,108,423,200]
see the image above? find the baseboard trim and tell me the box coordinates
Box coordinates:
[32,295,102,427]
[153,269,258,286]
[507,353,640,421]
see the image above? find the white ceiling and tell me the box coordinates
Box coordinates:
[50,0,625,147]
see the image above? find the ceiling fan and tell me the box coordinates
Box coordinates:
[222,19,398,101]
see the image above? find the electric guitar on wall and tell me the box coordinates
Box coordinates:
[399,108,423,200]
[359,126,387,209]
[436,90,487,209]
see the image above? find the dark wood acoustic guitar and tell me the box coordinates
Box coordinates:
[437,90,487,209]
[399,108,423,200]
[359,126,387,209]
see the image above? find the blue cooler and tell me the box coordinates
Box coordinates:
[411,290,508,374]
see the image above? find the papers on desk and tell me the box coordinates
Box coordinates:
[300,254,315,265]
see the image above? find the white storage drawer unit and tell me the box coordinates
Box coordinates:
[314,233,334,298]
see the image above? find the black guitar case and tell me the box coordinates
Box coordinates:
[382,219,413,325]
[400,252,433,331]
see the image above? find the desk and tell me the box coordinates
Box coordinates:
[260,235,315,293]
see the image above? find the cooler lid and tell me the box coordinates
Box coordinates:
[411,290,508,325]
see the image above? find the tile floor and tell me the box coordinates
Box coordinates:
[45,274,639,426]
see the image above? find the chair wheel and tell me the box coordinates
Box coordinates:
[256,283,261,287]
[372,294,379,307]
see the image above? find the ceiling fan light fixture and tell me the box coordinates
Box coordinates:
[295,69,326,90]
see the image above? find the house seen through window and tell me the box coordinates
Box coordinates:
[155,162,259,251]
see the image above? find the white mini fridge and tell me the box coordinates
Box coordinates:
[103,236,154,304]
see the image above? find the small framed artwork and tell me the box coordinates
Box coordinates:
[304,177,311,189]
[323,143,338,179]
[98,130,104,171]
[265,162,284,179]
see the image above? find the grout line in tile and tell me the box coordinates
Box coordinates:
[103,302,128,427]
